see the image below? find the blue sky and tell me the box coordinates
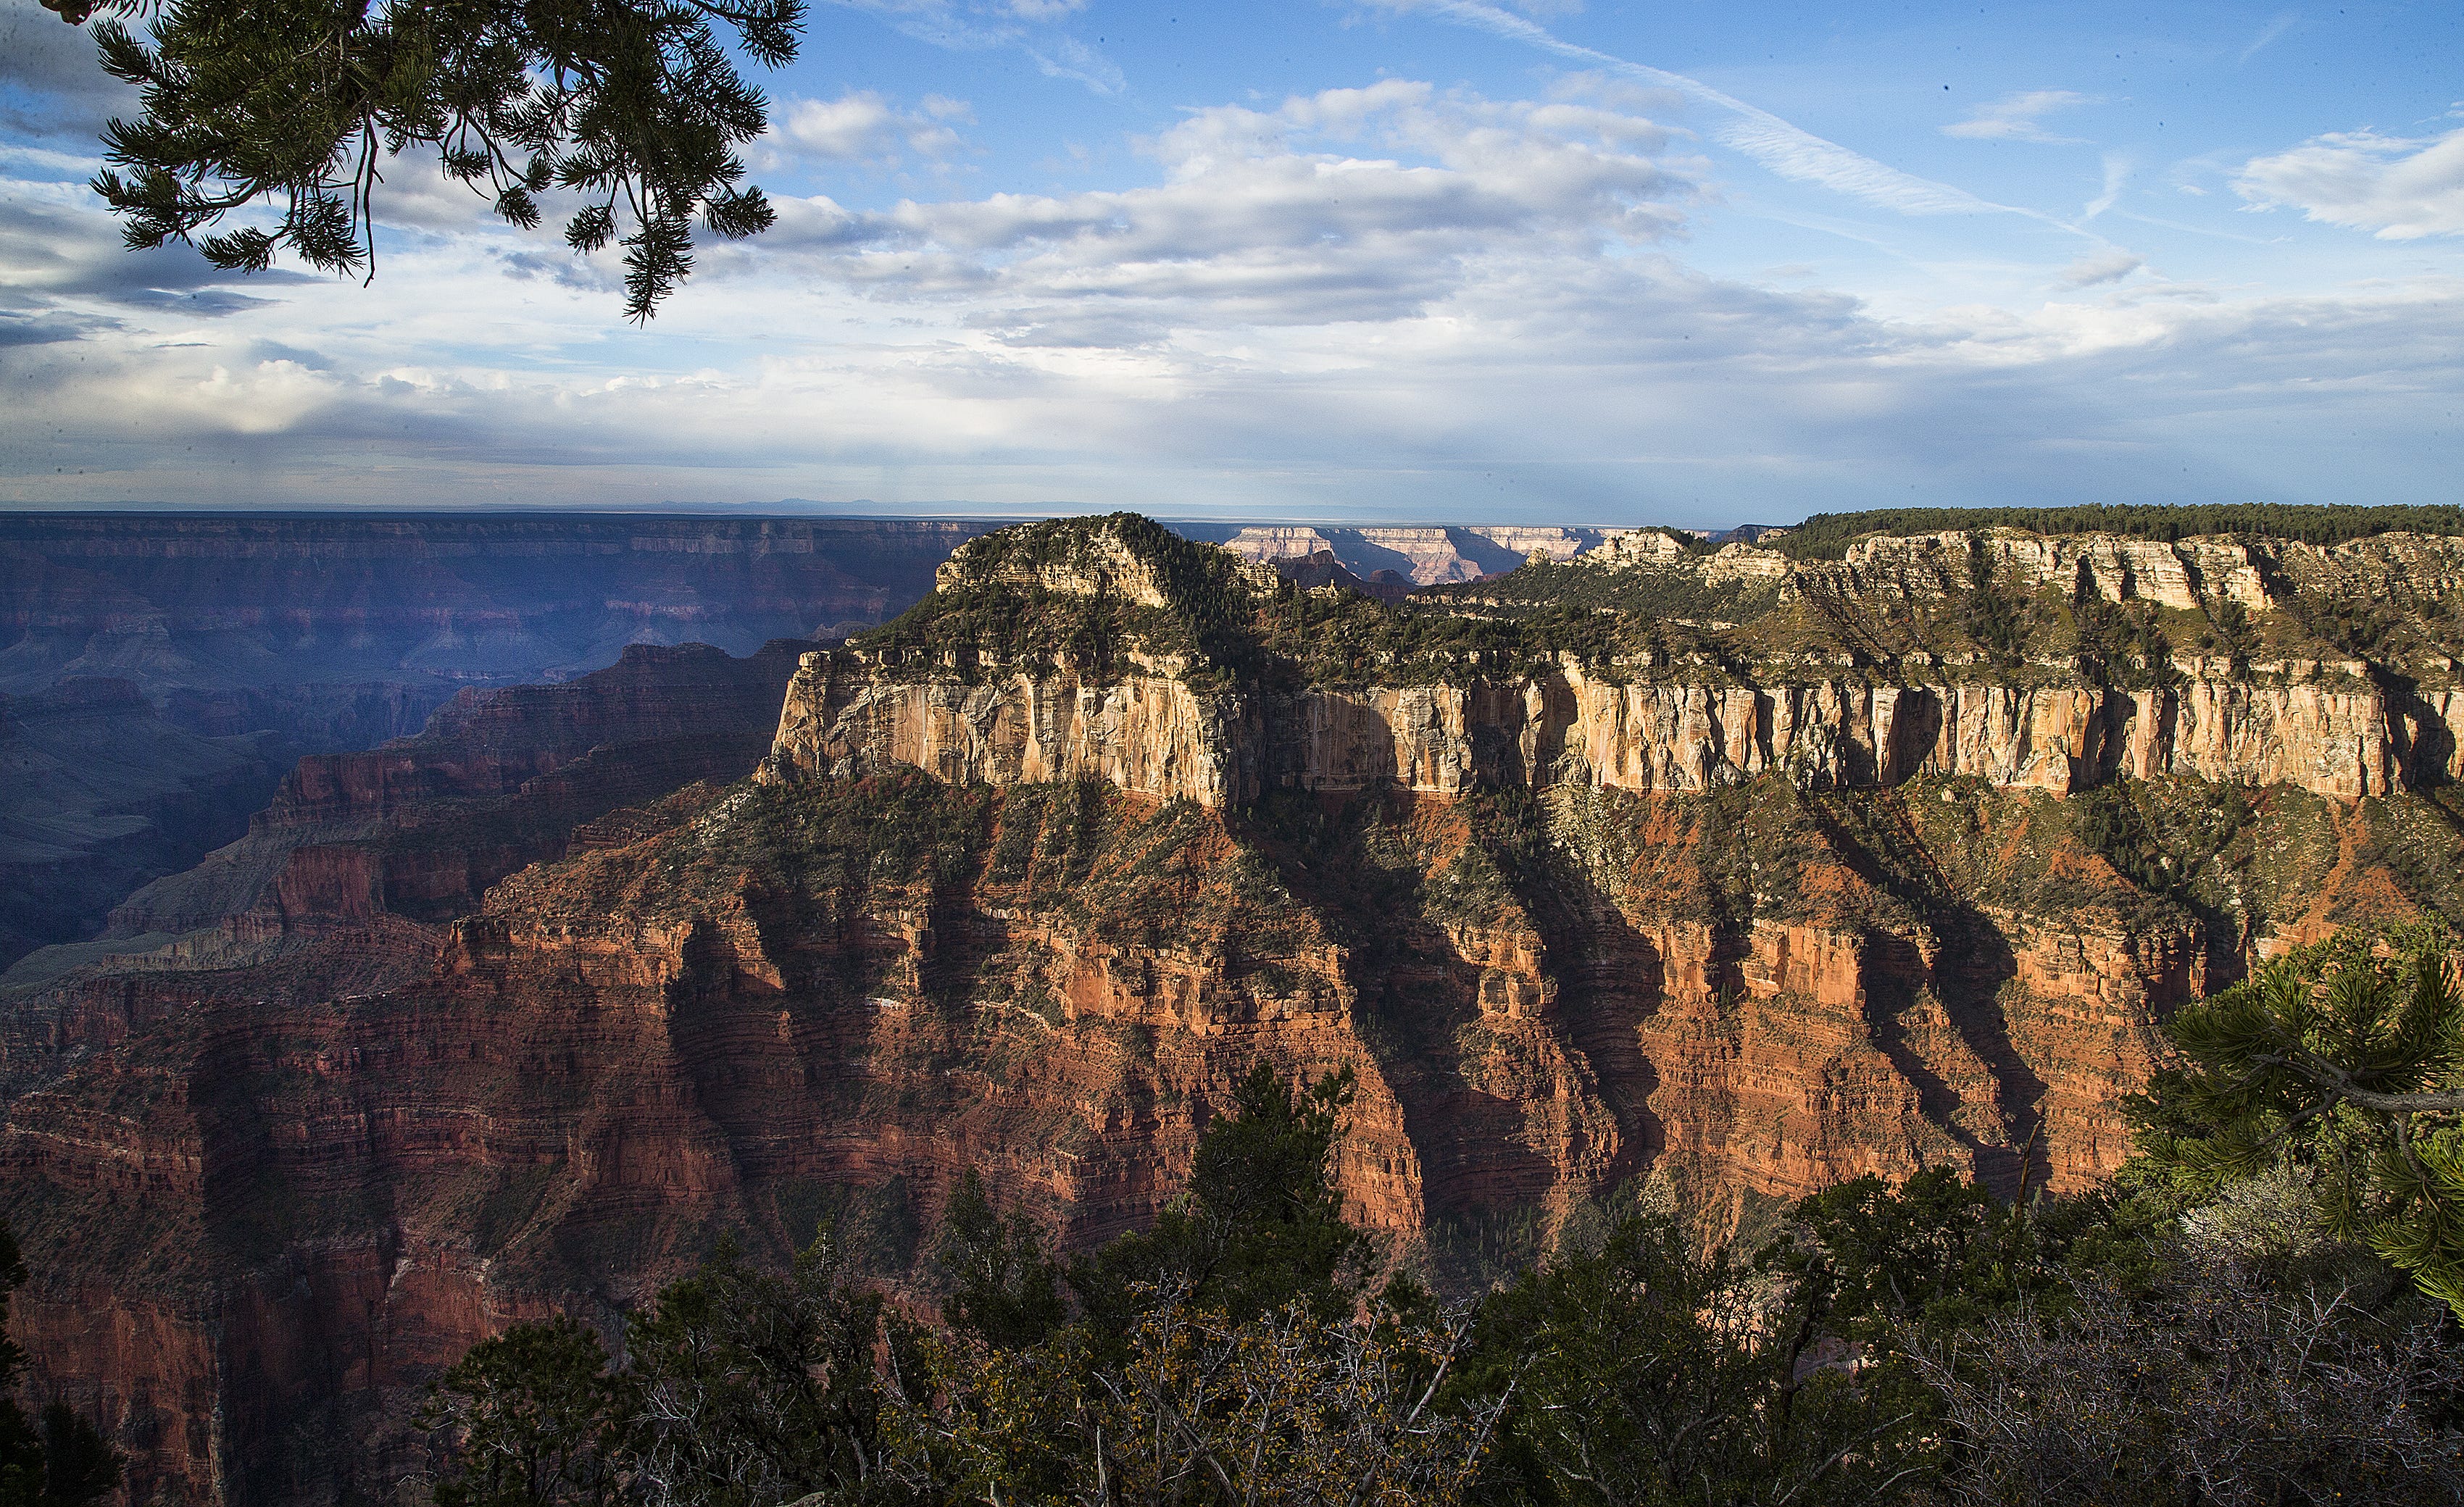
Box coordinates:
[0,0,2457,526]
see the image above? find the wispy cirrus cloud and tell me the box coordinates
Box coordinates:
[1944,90,2096,146]
[2234,128,2464,239]
[2082,152,2131,220]
[822,0,1124,93]
[2239,12,2298,65]
[1362,0,2039,222]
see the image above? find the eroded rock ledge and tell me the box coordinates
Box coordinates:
[765,518,2460,806]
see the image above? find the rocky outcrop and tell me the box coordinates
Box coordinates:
[765,518,2448,811]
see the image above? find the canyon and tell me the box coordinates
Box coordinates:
[5,512,2464,1503]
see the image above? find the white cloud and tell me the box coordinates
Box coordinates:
[13,241,2452,520]
[2234,128,2464,239]
[1944,90,2096,145]
[2082,151,2131,220]
[4,62,2459,522]
[2055,249,2142,288]
[765,91,973,166]
[748,81,1696,335]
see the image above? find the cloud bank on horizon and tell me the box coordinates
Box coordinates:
[0,0,2457,526]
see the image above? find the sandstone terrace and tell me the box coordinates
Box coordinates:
[776,511,2464,807]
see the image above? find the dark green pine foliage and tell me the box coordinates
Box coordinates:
[1068,1061,1369,1336]
[2132,923,2464,1316]
[1776,1165,2168,1342]
[0,1224,121,1507]
[617,1233,901,1507]
[417,1315,623,1507]
[1956,541,2034,672]
[67,0,800,320]
[423,1232,904,1507]
[1462,1211,1931,1507]
[931,1170,1067,1352]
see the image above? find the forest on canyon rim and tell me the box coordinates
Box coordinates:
[12,505,2464,1503]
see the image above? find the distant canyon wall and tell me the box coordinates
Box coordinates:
[0,513,994,696]
[1200,524,1624,584]
[0,514,997,964]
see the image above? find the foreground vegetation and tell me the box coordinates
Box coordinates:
[0,1226,115,1507]
[411,925,2464,1506]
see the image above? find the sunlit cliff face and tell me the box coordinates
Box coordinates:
[770,518,2464,806]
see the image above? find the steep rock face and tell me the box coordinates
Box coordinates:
[17,761,2445,1503]
[767,518,2447,811]
[772,665,1246,808]
[773,655,2405,807]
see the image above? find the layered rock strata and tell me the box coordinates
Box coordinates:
[770,521,2457,808]
[14,760,2447,1504]
[773,660,2404,806]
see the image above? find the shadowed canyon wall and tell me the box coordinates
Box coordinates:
[0,514,994,967]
